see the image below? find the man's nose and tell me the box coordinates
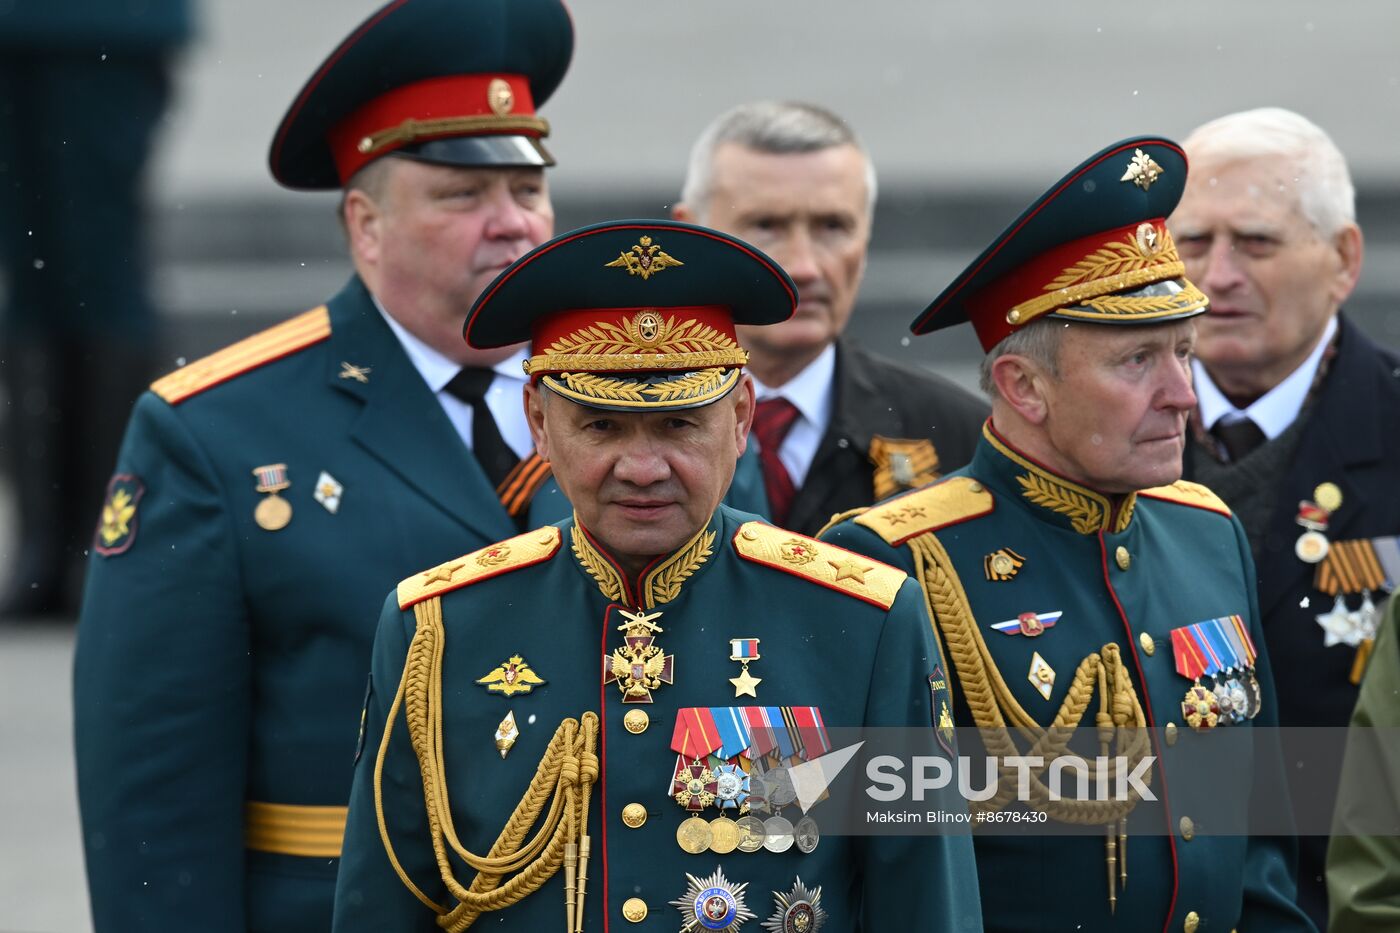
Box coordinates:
[612,439,671,487]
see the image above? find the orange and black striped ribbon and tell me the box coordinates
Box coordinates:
[495,451,553,518]
[1315,539,1389,595]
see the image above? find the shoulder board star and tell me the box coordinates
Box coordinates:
[854,475,995,545]
[151,306,331,405]
[1137,480,1232,518]
[732,522,906,610]
[397,526,562,608]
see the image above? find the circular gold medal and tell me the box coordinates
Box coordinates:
[1314,482,1343,513]
[254,494,292,531]
[991,553,1015,576]
[676,815,712,854]
[709,815,739,854]
[1295,530,1329,564]
[735,815,766,853]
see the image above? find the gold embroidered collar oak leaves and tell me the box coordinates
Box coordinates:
[985,430,1136,535]
[571,515,717,609]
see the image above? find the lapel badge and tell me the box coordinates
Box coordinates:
[494,710,520,758]
[993,610,1061,638]
[729,637,763,698]
[671,867,755,933]
[868,436,940,500]
[252,463,293,531]
[95,474,146,557]
[313,471,343,514]
[477,655,547,696]
[983,547,1026,582]
[603,608,675,703]
[763,878,827,933]
[338,361,371,383]
[1028,651,1055,700]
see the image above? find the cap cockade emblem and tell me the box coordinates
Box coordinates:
[1120,148,1165,191]
[605,235,685,280]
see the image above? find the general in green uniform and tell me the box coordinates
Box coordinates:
[73,3,573,931]
[332,220,982,931]
[822,139,1317,933]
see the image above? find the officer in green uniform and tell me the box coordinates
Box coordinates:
[331,219,982,931]
[822,138,1317,932]
[74,2,573,931]
[1326,597,1400,932]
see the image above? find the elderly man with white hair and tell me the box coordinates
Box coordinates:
[1170,106,1400,929]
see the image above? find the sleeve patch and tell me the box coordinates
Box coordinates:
[94,474,146,557]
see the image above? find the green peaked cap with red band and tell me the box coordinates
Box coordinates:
[465,219,797,413]
[269,0,573,191]
[911,136,1208,352]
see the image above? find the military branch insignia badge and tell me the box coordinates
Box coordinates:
[929,668,954,755]
[992,610,1061,637]
[1120,148,1165,190]
[868,436,940,500]
[603,608,675,703]
[251,463,293,531]
[604,234,684,280]
[337,361,371,383]
[476,655,547,696]
[94,474,145,557]
[763,878,827,933]
[313,471,343,513]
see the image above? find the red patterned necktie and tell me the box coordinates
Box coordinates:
[752,397,801,526]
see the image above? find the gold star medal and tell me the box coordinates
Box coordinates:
[729,637,762,698]
[252,463,292,531]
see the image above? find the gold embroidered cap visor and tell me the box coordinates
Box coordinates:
[909,136,1207,352]
[463,219,797,412]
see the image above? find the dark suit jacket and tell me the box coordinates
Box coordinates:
[1184,314,1400,929]
[735,336,989,536]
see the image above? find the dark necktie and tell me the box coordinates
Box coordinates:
[752,397,801,527]
[445,368,520,491]
[1211,416,1267,463]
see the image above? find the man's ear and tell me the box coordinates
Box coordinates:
[1329,222,1365,307]
[672,202,696,223]
[524,384,550,461]
[990,354,1052,425]
[344,188,385,268]
[732,374,756,456]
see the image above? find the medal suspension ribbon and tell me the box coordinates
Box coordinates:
[375,595,600,932]
[908,532,1152,914]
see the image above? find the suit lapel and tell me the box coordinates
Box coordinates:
[326,278,516,543]
[1256,318,1384,618]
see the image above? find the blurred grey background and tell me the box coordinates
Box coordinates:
[4,1,1399,929]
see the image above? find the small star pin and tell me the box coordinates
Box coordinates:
[827,556,871,584]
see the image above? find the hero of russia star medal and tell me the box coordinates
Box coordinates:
[671,867,755,933]
[603,608,675,703]
[252,463,293,531]
[476,655,547,696]
[730,637,762,698]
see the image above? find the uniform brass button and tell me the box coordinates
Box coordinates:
[622,897,648,922]
[1115,546,1131,571]
[1183,910,1200,933]
[1139,632,1155,656]
[621,803,647,829]
[1180,816,1195,841]
[969,481,984,493]
[1165,722,1178,746]
[623,709,650,734]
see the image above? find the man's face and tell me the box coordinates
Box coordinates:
[689,143,870,366]
[1169,156,1355,392]
[362,159,553,364]
[1037,321,1198,494]
[526,379,754,572]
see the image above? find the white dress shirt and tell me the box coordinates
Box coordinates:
[376,300,533,459]
[1193,314,1337,440]
[750,343,837,488]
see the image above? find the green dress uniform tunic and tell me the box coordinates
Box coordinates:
[74,277,569,932]
[332,507,982,931]
[822,424,1317,933]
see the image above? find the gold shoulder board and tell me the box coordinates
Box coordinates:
[733,522,906,611]
[397,526,563,609]
[1137,480,1232,517]
[151,306,331,404]
[854,476,995,545]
